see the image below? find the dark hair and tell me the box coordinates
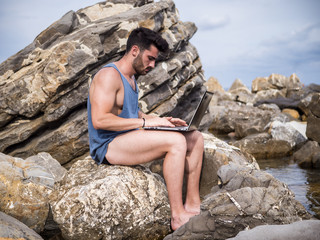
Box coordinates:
[126,27,169,53]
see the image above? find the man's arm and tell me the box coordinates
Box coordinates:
[90,68,144,131]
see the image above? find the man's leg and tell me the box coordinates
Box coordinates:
[105,129,199,230]
[182,131,204,214]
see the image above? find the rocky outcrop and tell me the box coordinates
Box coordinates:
[0,152,66,233]
[164,163,311,240]
[0,0,205,165]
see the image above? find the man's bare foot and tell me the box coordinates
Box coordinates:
[184,204,200,215]
[171,211,197,231]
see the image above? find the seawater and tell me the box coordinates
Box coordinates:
[257,157,320,219]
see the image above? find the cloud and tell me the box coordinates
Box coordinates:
[196,15,230,31]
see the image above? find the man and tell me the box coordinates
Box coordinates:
[87,27,204,231]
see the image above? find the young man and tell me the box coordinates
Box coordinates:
[87,27,204,231]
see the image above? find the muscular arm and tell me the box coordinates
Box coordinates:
[90,68,143,131]
[90,68,183,131]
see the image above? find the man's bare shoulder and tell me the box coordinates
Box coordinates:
[93,66,121,88]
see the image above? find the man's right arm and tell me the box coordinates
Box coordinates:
[89,68,144,131]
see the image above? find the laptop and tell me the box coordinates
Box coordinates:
[143,90,213,132]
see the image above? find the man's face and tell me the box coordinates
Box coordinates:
[132,45,159,75]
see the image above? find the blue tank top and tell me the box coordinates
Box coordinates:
[87,63,140,164]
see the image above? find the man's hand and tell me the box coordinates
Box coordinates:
[165,117,187,127]
[143,116,187,128]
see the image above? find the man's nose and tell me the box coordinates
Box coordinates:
[149,60,155,68]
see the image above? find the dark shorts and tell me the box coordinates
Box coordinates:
[101,157,112,165]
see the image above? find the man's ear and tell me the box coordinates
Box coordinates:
[131,45,140,58]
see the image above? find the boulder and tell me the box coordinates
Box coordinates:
[293,141,320,168]
[204,76,225,93]
[306,93,320,143]
[227,220,320,240]
[50,157,171,240]
[0,211,44,240]
[0,152,66,233]
[207,100,280,138]
[164,163,311,239]
[0,0,205,165]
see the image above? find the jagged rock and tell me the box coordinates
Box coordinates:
[0,211,44,240]
[252,73,302,94]
[293,141,320,168]
[164,163,311,240]
[306,93,320,143]
[0,0,205,165]
[204,76,225,93]
[50,157,171,240]
[227,79,254,104]
[200,133,258,197]
[0,152,66,233]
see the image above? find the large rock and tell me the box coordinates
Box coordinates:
[306,93,320,143]
[232,119,307,159]
[0,152,66,233]
[293,140,320,168]
[0,0,205,165]
[228,220,320,240]
[164,163,311,240]
[0,211,44,240]
[50,157,171,240]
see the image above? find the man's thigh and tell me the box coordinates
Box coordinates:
[106,129,185,165]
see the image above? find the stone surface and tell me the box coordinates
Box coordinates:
[164,163,311,240]
[306,93,320,143]
[0,152,66,233]
[0,211,43,240]
[293,141,320,168]
[50,157,171,240]
[227,220,320,240]
[0,0,205,165]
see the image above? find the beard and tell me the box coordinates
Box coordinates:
[132,54,152,75]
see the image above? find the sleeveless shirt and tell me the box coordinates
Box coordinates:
[87,63,140,164]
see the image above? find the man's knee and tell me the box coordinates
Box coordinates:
[167,132,187,151]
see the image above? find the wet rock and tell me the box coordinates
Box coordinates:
[0,152,66,233]
[164,163,311,240]
[293,141,320,168]
[50,157,171,240]
[0,211,43,240]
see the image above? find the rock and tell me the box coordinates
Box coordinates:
[282,108,300,119]
[306,93,320,143]
[50,157,171,240]
[0,152,66,233]
[204,76,225,93]
[227,220,320,240]
[0,211,44,240]
[200,133,258,197]
[252,73,302,94]
[207,100,280,138]
[232,119,307,159]
[164,163,311,240]
[228,79,254,104]
[0,0,205,165]
[293,141,320,168]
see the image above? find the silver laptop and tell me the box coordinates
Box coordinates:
[143,90,213,132]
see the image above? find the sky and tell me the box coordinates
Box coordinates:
[0,0,319,89]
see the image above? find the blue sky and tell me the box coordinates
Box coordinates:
[1,0,319,89]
